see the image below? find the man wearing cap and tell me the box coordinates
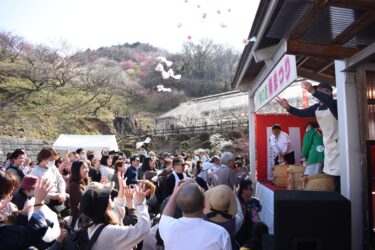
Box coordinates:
[11,175,38,210]
[276,81,340,192]
[210,152,238,189]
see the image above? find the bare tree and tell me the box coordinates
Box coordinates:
[0,31,24,62]
[76,58,139,116]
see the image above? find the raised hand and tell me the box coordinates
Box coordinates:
[133,182,151,206]
[34,178,53,205]
[275,97,290,110]
[301,80,315,93]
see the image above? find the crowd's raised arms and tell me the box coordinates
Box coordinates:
[0,147,261,250]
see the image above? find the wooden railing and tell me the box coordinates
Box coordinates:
[153,121,249,135]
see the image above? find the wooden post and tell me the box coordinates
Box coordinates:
[357,69,371,244]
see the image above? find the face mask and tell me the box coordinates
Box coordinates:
[80,154,87,161]
[47,160,55,168]
[312,96,320,103]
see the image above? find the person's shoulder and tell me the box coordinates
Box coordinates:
[159,215,177,229]
[30,167,41,176]
[6,167,17,173]
[202,219,228,233]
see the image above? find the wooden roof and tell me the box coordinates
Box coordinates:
[232,0,375,90]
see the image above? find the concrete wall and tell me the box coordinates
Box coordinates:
[0,137,53,162]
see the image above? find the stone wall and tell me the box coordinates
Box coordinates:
[0,137,53,162]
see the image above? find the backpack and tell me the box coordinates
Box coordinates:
[63,224,107,250]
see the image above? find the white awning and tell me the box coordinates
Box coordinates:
[52,134,119,151]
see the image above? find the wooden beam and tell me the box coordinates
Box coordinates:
[344,42,375,71]
[333,11,375,44]
[287,40,360,59]
[297,57,310,67]
[318,62,334,73]
[290,0,331,40]
[297,67,336,85]
[330,0,375,10]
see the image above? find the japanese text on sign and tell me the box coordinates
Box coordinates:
[254,54,297,111]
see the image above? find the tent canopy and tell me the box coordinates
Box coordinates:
[52,134,119,152]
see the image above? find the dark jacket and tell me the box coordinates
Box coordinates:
[6,165,25,182]
[89,167,101,182]
[0,210,52,250]
[11,189,28,210]
[125,166,138,185]
[68,182,86,227]
[288,90,338,119]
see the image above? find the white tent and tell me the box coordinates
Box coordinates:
[52,134,119,152]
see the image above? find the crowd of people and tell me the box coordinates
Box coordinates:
[0,146,268,250]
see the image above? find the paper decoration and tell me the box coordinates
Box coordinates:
[156,84,172,93]
[155,63,164,72]
[172,74,181,80]
[136,137,152,149]
[162,71,170,79]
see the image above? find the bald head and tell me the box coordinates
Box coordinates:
[176,183,204,215]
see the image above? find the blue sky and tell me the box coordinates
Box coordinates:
[0,0,259,52]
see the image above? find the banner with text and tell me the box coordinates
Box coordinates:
[254,54,297,111]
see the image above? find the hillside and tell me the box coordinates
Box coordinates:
[0,31,239,141]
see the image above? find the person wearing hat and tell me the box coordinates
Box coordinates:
[301,121,324,176]
[204,185,244,238]
[210,152,238,189]
[78,173,151,249]
[11,175,38,210]
[276,81,340,192]
[159,181,232,250]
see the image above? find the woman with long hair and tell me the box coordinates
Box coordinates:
[71,173,151,249]
[140,157,157,181]
[99,155,113,184]
[68,160,90,228]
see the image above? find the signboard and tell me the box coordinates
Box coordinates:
[254,54,297,111]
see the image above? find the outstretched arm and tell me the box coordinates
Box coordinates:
[276,97,317,118]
